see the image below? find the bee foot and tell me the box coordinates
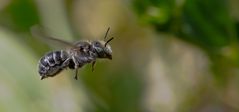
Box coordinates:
[74,69,78,80]
[74,75,78,80]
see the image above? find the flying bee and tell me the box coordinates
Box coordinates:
[31,25,114,80]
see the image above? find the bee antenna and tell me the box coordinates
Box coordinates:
[104,27,110,41]
[105,37,114,47]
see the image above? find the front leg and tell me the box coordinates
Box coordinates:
[91,61,96,72]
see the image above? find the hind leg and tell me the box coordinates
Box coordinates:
[74,69,78,80]
[72,56,80,80]
[91,61,96,72]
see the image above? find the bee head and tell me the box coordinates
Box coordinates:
[92,37,113,60]
[92,27,114,60]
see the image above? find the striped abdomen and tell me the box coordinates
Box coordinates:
[38,50,69,80]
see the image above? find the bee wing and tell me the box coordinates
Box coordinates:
[31,25,74,49]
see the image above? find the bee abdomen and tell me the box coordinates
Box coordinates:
[38,50,68,79]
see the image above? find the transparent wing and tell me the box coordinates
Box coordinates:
[30,25,74,49]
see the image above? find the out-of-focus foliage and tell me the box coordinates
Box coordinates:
[133,0,239,111]
[0,0,146,112]
[133,0,237,50]
[133,0,239,81]
[0,0,239,112]
[0,0,48,55]
[0,0,39,31]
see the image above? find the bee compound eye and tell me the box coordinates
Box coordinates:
[95,47,103,52]
[94,41,101,46]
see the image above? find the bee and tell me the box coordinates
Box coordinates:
[31,26,114,80]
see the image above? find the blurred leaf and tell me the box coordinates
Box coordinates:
[180,0,234,50]
[108,71,144,112]
[80,65,144,112]
[133,0,237,51]
[0,0,39,32]
[132,0,175,31]
[0,27,52,112]
[0,0,48,56]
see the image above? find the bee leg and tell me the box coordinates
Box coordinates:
[61,58,71,68]
[74,69,78,80]
[41,76,46,80]
[91,61,96,72]
[71,56,79,80]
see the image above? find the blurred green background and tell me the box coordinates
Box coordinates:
[0,0,239,112]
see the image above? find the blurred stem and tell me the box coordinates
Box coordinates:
[170,0,184,35]
[227,24,239,64]
[209,52,238,88]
